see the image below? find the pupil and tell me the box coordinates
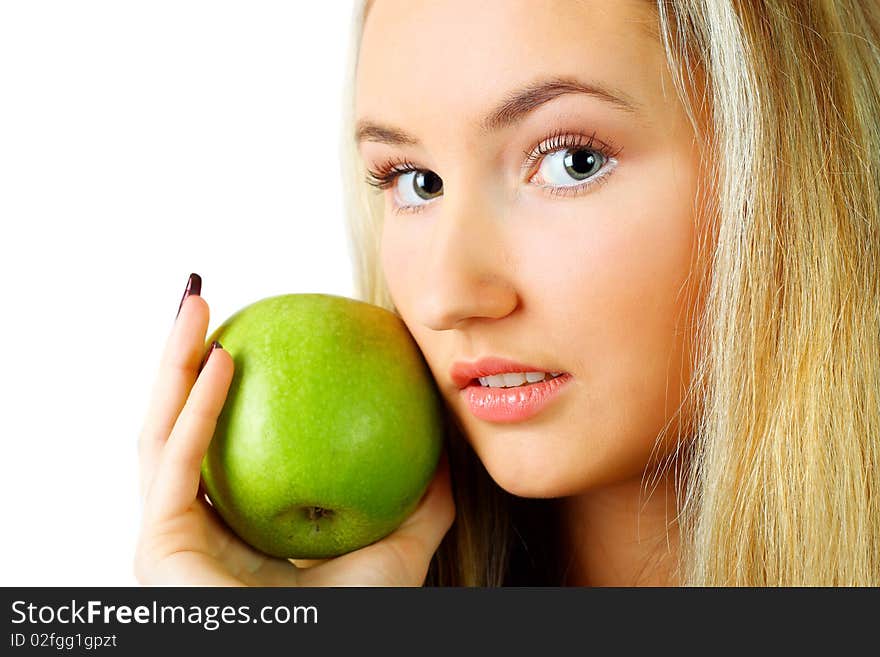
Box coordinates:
[564,150,599,179]
[414,171,442,199]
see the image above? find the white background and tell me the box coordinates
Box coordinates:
[0,1,357,585]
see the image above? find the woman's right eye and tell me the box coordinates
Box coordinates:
[391,169,444,212]
[367,162,444,214]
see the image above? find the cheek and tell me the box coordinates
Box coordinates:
[591,160,698,468]
[379,213,414,310]
[521,164,697,372]
[507,153,700,488]
[592,188,695,426]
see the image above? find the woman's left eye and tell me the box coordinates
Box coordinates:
[530,147,611,191]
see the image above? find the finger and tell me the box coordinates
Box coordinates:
[290,558,329,568]
[137,288,210,501]
[382,448,455,579]
[144,343,233,524]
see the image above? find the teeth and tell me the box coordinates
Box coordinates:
[477,371,561,388]
[503,372,526,387]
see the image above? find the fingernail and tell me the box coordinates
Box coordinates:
[176,273,202,319]
[199,340,222,373]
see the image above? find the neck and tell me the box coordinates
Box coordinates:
[557,466,682,587]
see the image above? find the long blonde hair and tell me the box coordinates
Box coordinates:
[339,0,880,585]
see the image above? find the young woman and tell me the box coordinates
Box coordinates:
[135,0,880,586]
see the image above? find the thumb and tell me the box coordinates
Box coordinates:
[376,447,456,583]
[396,447,455,535]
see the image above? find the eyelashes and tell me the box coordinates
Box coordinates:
[365,156,421,192]
[519,128,623,176]
[363,128,623,214]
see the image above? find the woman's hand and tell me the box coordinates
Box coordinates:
[134,275,456,586]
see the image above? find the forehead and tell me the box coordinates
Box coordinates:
[355,0,662,129]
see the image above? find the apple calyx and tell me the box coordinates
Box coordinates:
[304,506,334,532]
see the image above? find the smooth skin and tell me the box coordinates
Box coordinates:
[134,292,455,585]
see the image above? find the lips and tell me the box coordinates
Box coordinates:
[461,372,573,423]
[449,356,567,390]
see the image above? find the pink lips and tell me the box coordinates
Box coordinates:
[449,357,573,423]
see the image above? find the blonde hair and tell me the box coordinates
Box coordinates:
[339,0,880,585]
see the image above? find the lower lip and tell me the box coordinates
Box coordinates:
[460,373,574,423]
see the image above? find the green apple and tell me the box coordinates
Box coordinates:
[199,293,444,559]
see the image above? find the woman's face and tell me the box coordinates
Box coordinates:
[355,0,709,497]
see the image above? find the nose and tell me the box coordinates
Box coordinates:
[412,188,519,331]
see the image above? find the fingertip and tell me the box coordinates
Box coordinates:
[168,294,211,355]
[185,293,210,321]
[199,340,221,372]
[213,341,228,358]
[200,343,235,391]
[213,345,235,380]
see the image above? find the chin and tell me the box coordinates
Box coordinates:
[477,447,587,499]
[473,432,654,499]
[493,477,570,499]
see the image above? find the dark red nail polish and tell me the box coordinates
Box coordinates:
[176,273,202,319]
[199,340,222,373]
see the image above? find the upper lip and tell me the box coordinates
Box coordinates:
[449,357,566,390]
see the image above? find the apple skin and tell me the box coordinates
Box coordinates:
[199,293,444,559]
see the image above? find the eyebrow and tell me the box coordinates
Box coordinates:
[355,76,640,146]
